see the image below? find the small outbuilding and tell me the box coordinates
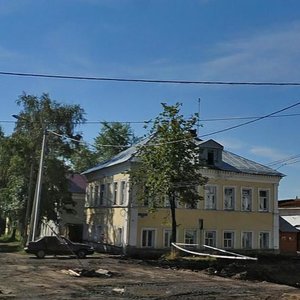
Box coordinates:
[279,216,299,255]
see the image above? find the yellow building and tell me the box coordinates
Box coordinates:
[82,139,283,255]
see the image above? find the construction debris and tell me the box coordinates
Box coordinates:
[61,268,113,278]
[112,287,125,294]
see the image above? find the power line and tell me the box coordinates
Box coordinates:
[200,101,300,138]
[1,112,300,126]
[267,154,300,167]
[200,113,300,122]
[276,159,300,169]
[1,70,300,86]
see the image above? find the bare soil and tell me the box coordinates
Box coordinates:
[0,251,300,299]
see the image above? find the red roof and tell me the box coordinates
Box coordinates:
[279,199,300,208]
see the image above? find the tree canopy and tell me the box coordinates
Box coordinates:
[130,103,207,244]
[0,93,86,241]
[94,121,138,162]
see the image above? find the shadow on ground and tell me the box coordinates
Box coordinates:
[0,241,21,252]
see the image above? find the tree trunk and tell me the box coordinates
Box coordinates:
[169,192,178,256]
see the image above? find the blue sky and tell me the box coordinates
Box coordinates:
[0,0,300,199]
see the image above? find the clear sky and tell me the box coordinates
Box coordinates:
[0,0,300,200]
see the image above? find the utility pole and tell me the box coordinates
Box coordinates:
[31,128,47,241]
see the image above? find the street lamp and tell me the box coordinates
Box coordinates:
[13,115,47,242]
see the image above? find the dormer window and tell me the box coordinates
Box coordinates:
[198,139,223,167]
[207,150,215,165]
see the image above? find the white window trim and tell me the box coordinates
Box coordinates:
[141,228,157,248]
[184,229,198,245]
[241,231,253,249]
[258,188,271,212]
[204,185,218,210]
[113,182,118,205]
[259,231,271,249]
[106,183,112,206]
[223,230,235,249]
[204,230,217,247]
[241,187,253,212]
[223,186,236,211]
[99,183,105,206]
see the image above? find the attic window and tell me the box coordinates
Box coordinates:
[207,150,214,165]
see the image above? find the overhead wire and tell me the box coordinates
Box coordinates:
[1,112,300,126]
[1,70,300,86]
[22,100,300,149]
[266,154,300,167]
[200,100,300,138]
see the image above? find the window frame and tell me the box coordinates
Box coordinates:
[163,229,172,248]
[120,181,126,205]
[224,186,235,210]
[107,183,112,206]
[99,184,105,206]
[113,182,118,205]
[204,230,217,247]
[141,228,156,248]
[184,229,198,245]
[223,231,235,249]
[241,231,253,249]
[205,185,217,210]
[241,188,252,212]
[259,231,270,249]
[258,189,270,212]
[94,184,99,206]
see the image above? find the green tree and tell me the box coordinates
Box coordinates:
[0,129,20,238]
[94,122,137,162]
[130,103,207,247]
[70,143,98,173]
[5,93,86,241]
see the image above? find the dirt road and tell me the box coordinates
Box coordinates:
[0,252,300,299]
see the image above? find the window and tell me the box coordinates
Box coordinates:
[259,232,270,249]
[185,230,197,245]
[223,231,234,249]
[207,150,215,165]
[120,181,126,205]
[113,182,118,205]
[242,232,253,249]
[94,185,99,206]
[224,187,235,210]
[205,186,217,210]
[241,189,252,211]
[89,185,94,206]
[205,231,216,247]
[163,229,172,248]
[99,184,105,206]
[142,229,155,248]
[259,190,269,212]
[107,183,112,205]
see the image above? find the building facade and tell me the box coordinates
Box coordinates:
[83,139,283,255]
[40,174,87,242]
